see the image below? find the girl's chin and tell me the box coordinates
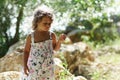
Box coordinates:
[43,29,49,31]
[37,29,49,31]
[44,28,50,31]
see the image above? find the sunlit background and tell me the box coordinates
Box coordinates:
[0,0,120,79]
[6,0,119,40]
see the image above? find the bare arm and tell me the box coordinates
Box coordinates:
[52,33,66,51]
[23,34,31,75]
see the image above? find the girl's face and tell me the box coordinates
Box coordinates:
[37,16,52,31]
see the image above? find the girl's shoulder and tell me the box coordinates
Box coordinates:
[49,31,57,40]
[27,32,33,38]
[25,32,34,41]
[50,31,56,36]
[49,30,56,35]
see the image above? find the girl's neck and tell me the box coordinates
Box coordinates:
[36,29,48,32]
[35,29,49,34]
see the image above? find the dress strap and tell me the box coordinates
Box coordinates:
[31,32,34,44]
[49,32,52,40]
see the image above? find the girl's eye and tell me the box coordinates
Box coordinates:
[44,23,47,25]
[44,23,51,25]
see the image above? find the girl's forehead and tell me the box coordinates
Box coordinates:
[41,16,52,22]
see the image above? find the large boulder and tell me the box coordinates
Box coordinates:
[0,71,21,80]
[55,42,95,79]
[0,51,23,72]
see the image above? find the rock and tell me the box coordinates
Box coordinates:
[0,71,21,80]
[93,45,120,56]
[73,76,87,80]
[7,40,25,54]
[57,42,95,79]
[0,52,23,72]
[0,71,87,80]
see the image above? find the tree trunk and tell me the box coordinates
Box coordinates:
[8,6,24,47]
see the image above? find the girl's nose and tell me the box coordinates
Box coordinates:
[46,23,51,27]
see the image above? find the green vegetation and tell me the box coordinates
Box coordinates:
[91,53,120,80]
[0,0,27,57]
[0,0,119,57]
[0,2,120,80]
[90,38,120,80]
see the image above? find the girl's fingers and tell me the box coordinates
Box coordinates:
[24,66,29,76]
[61,34,66,40]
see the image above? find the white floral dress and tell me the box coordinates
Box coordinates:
[24,32,55,80]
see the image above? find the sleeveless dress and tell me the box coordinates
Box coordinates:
[25,32,55,80]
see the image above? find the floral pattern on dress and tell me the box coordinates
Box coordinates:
[23,32,55,80]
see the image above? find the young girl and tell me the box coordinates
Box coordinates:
[23,6,66,80]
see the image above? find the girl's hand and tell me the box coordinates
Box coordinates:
[24,65,29,76]
[58,34,66,42]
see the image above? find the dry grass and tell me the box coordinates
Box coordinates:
[91,52,120,80]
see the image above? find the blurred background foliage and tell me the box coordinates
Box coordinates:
[0,0,120,57]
